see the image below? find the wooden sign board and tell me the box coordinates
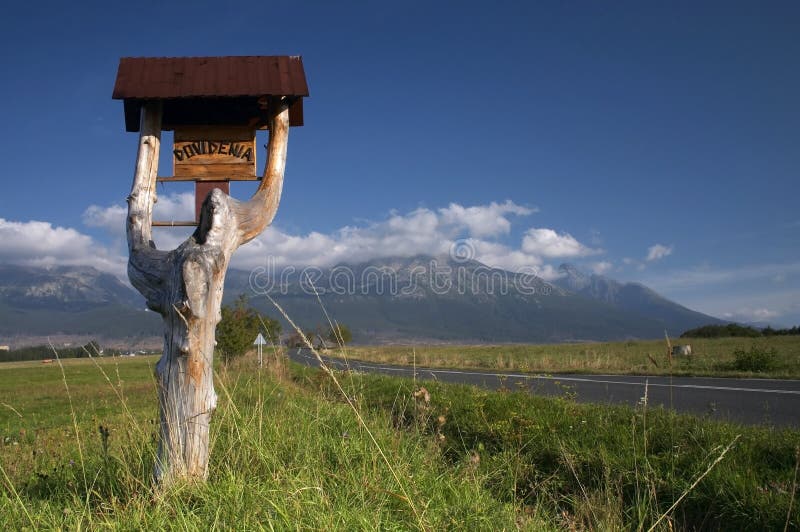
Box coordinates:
[173,127,256,180]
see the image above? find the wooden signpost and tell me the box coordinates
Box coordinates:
[173,128,256,176]
[160,127,259,222]
[113,56,308,484]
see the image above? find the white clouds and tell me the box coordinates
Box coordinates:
[84,193,195,237]
[154,193,197,222]
[631,262,800,324]
[77,197,550,273]
[637,262,800,291]
[0,218,125,276]
[83,204,125,232]
[521,228,600,258]
[722,308,780,323]
[0,193,203,281]
[590,261,613,275]
[230,200,586,280]
[2,198,600,285]
[84,193,196,250]
[437,200,536,238]
[0,218,92,262]
[646,243,673,262]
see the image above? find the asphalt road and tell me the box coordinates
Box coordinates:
[288,349,800,428]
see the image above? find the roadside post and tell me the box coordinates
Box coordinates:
[254,332,267,369]
[113,56,308,484]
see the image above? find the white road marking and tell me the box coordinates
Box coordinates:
[296,352,800,396]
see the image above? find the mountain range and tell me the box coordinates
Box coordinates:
[0,258,723,346]
[0,264,158,342]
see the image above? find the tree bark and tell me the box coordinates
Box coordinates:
[126,98,291,484]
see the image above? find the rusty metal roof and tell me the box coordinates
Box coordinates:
[113,56,308,131]
[112,56,308,99]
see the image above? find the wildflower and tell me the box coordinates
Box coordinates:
[413,387,430,404]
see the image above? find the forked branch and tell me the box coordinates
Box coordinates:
[126,98,290,313]
[126,102,169,311]
[124,92,293,485]
[234,97,291,244]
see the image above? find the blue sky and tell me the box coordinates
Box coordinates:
[0,1,797,325]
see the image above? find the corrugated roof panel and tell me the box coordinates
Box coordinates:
[113,56,308,131]
[244,56,257,94]
[289,56,307,95]
[112,56,309,99]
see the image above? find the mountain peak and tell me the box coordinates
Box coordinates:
[558,263,591,291]
[0,263,141,311]
[553,263,723,332]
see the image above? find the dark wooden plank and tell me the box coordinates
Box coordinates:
[174,126,255,142]
[152,221,198,227]
[158,175,261,182]
[173,163,256,179]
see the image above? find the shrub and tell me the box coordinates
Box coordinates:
[285,330,316,348]
[732,346,778,372]
[216,296,281,362]
[327,324,353,346]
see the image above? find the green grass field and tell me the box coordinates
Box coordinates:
[1,353,798,530]
[332,336,800,378]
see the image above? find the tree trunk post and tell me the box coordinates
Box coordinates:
[126,98,291,484]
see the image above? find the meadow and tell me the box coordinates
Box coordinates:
[334,335,800,379]
[0,352,798,530]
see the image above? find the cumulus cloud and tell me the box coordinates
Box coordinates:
[521,228,601,258]
[0,218,125,276]
[646,243,673,262]
[83,203,126,232]
[84,193,196,250]
[2,198,598,283]
[437,200,536,238]
[232,210,547,273]
[229,200,586,280]
[153,193,196,224]
[80,196,561,275]
[85,193,195,232]
[0,193,206,281]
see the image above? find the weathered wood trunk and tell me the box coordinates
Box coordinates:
[126,99,290,484]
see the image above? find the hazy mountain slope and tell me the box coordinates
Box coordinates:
[226,256,690,343]
[0,259,722,344]
[0,265,142,310]
[555,263,724,334]
[0,264,160,337]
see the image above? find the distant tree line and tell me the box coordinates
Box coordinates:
[0,340,103,362]
[762,325,800,336]
[681,323,800,338]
